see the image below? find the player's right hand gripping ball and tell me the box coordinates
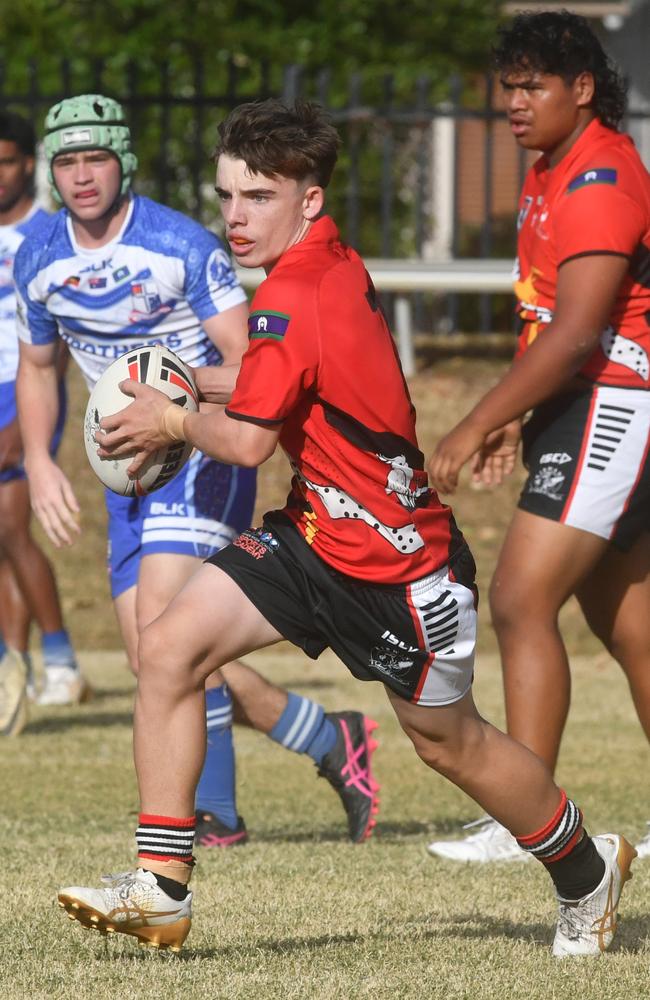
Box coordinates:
[83,345,198,496]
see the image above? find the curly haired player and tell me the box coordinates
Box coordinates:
[427,11,650,869]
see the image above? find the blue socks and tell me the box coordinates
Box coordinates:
[41,629,78,670]
[195,684,238,830]
[268,692,337,765]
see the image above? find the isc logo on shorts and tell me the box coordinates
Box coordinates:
[540,452,572,464]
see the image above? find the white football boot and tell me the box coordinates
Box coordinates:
[58,868,192,952]
[633,824,650,859]
[36,665,92,706]
[0,649,28,737]
[427,815,529,862]
[553,833,636,957]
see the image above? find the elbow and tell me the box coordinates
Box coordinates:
[236,439,276,468]
[569,337,600,370]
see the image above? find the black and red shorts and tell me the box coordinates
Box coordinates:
[519,385,650,550]
[208,513,478,706]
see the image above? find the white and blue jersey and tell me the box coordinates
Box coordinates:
[14,194,246,389]
[0,204,67,483]
[14,194,256,595]
[0,204,50,427]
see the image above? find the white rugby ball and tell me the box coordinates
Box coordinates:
[83,345,199,497]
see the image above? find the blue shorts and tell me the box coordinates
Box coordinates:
[105,450,257,598]
[0,379,67,483]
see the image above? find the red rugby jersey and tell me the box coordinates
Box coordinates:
[226,216,464,583]
[515,118,650,388]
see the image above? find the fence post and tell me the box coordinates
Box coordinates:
[282,65,303,103]
[428,105,455,262]
[346,72,362,250]
[480,74,494,333]
[395,296,415,376]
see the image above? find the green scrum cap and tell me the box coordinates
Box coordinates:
[44,94,138,202]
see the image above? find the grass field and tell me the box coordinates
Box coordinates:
[2,650,649,999]
[2,358,649,998]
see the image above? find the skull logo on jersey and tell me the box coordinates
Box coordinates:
[379,452,428,511]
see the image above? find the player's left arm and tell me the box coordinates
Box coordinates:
[192,303,250,403]
[429,252,630,493]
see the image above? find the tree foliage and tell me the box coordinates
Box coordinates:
[0,1,504,258]
[0,0,501,89]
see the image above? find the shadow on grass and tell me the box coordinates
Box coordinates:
[184,911,650,959]
[372,819,433,839]
[93,912,649,963]
[424,814,484,836]
[25,711,133,734]
[242,828,353,845]
[236,818,432,844]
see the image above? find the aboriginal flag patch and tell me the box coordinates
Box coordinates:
[248,310,290,341]
[567,168,617,193]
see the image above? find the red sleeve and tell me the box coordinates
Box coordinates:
[226,274,319,426]
[554,176,646,265]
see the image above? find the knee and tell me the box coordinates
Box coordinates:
[137,621,185,694]
[489,572,557,636]
[488,574,521,633]
[406,717,486,782]
[603,625,646,668]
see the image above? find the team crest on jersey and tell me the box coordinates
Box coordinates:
[128,278,172,324]
[567,168,617,194]
[248,310,290,341]
[130,279,162,314]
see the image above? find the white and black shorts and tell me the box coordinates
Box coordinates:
[208,512,478,706]
[519,385,650,550]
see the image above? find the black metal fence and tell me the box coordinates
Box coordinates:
[2,57,649,334]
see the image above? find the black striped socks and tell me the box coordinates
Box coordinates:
[515,791,606,899]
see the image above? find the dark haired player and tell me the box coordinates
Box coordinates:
[427,10,650,864]
[57,97,635,958]
[15,94,380,847]
[0,109,84,735]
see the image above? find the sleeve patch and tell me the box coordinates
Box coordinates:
[248,310,290,341]
[567,168,617,194]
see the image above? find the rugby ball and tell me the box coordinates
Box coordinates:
[83,345,199,497]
